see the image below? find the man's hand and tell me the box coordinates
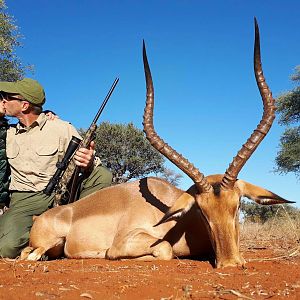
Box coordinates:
[44,110,59,120]
[73,141,95,169]
[0,206,9,215]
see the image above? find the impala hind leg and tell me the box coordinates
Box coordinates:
[106,229,173,260]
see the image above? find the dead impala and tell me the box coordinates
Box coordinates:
[21,19,293,268]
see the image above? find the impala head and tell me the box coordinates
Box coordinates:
[142,18,294,268]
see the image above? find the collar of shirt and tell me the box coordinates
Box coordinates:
[15,113,47,134]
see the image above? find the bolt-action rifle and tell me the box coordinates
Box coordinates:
[44,78,119,206]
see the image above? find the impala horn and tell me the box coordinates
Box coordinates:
[142,41,212,194]
[221,18,276,190]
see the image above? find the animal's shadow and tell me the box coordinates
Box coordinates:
[139,178,215,266]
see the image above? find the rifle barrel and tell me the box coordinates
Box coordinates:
[91,77,119,125]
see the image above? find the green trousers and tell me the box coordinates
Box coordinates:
[0,166,112,258]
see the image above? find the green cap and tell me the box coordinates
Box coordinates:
[0,78,46,106]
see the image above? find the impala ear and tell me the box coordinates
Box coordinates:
[154,192,195,226]
[236,180,295,205]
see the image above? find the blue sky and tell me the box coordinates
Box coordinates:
[5,0,300,206]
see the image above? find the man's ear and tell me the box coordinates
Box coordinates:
[21,101,31,112]
[236,180,295,205]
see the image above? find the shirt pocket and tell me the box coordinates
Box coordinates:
[6,141,20,159]
[35,143,59,172]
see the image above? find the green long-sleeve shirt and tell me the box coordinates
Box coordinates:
[0,117,9,206]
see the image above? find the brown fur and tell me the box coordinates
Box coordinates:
[20,175,290,268]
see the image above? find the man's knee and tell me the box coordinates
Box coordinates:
[88,165,112,188]
[79,166,113,199]
[100,167,113,187]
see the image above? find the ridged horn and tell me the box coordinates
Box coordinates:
[221,18,276,190]
[142,41,212,194]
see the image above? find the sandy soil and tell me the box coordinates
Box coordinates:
[0,240,299,300]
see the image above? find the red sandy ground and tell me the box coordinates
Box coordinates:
[0,242,299,300]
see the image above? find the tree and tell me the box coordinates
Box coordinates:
[92,122,165,184]
[241,200,278,223]
[79,122,183,186]
[240,199,299,223]
[275,66,300,178]
[0,0,30,81]
[159,167,183,187]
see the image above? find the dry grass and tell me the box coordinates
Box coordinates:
[240,205,300,260]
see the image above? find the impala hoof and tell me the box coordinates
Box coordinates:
[20,247,34,260]
[21,247,46,261]
[216,256,245,268]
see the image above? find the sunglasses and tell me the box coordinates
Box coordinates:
[0,92,24,101]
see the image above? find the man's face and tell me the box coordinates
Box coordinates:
[0,100,5,117]
[1,93,24,117]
